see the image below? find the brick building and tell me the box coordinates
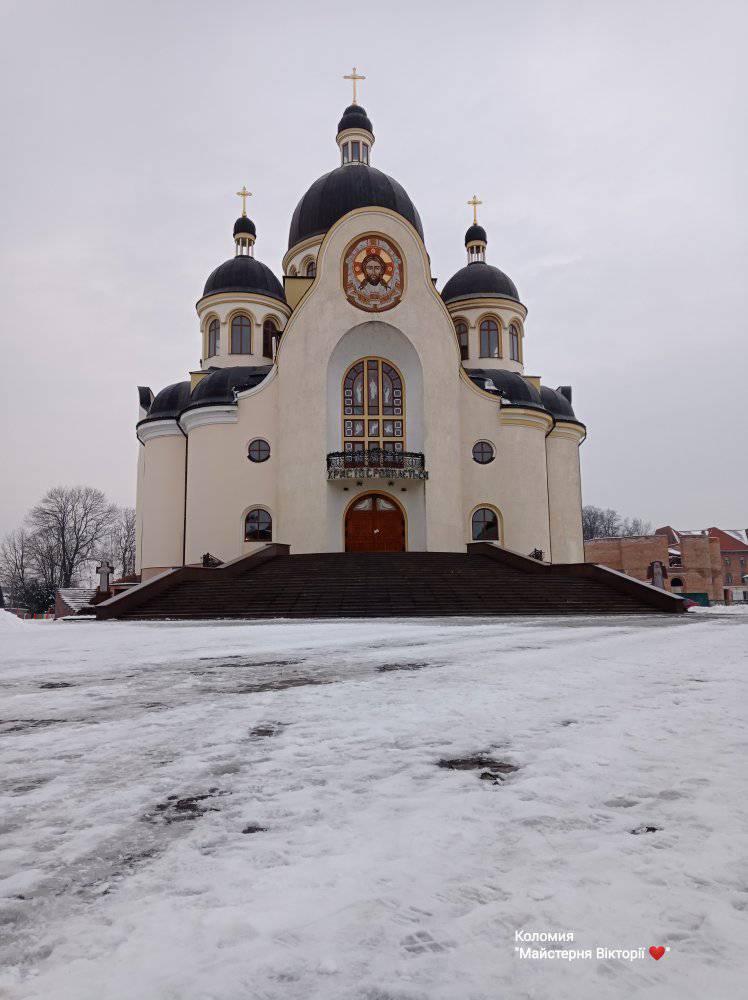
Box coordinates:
[708,527,748,603]
[585,527,724,602]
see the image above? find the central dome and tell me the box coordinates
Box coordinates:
[288,165,424,250]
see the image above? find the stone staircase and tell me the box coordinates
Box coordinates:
[95,544,685,620]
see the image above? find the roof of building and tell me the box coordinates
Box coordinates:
[145,380,192,421]
[233,216,256,237]
[337,103,374,135]
[185,366,272,410]
[708,527,748,551]
[465,224,487,246]
[203,255,285,302]
[288,165,424,250]
[441,261,519,304]
[467,368,580,422]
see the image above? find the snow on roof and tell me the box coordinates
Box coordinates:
[57,588,97,612]
[724,529,748,544]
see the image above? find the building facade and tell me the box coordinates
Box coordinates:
[708,527,748,602]
[135,98,586,580]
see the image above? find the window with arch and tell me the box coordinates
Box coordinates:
[288,264,297,276]
[343,357,404,454]
[509,323,521,362]
[480,317,501,358]
[454,320,469,361]
[263,319,279,359]
[244,508,272,542]
[306,260,316,278]
[472,507,500,542]
[207,318,220,358]
[230,314,251,354]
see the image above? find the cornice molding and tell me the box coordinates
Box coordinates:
[195,290,291,318]
[179,405,238,433]
[499,408,554,431]
[136,419,184,444]
[445,296,528,320]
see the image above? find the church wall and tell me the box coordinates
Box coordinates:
[459,382,553,555]
[546,426,585,562]
[276,208,464,554]
[138,432,186,576]
[447,299,527,373]
[183,382,279,565]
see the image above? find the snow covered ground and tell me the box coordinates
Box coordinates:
[1,611,747,1000]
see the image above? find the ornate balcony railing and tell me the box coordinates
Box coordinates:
[327,449,428,481]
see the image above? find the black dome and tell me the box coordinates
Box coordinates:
[203,256,285,302]
[185,366,272,410]
[468,369,581,423]
[140,381,191,423]
[288,165,424,250]
[337,103,373,135]
[540,386,577,420]
[233,216,256,237]
[465,224,487,246]
[441,261,519,304]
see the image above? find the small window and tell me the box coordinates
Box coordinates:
[351,140,360,161]
[509,323,521,362]
[725,557,731,566]
[362,143,369,164]
[230,314,251,354]
[342,143,350,164]
[207,318,220,358]
[472,507,499,541]
[726,573,733,585]
[262,319,278,359]
[248,439,270,463]
[472,441,495,464]
[455,321,469,361]
[244,508,272,542]
[306,260,316,277]
[480,318,500,358]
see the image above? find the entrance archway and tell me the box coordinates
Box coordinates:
[345,493,405,552]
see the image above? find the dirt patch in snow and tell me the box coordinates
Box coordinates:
[631,824,661,835]
[0,719,67,735]
[438,755,519,782]
[377,662,430,673]
[144,789,225,824]
[39,682,74,689]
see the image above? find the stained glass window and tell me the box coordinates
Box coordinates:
[480,318,500,358]
[342,358,405,452]
[231,314,251,354]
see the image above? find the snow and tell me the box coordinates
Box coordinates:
[1,613,747,999]
[0,610,26,630]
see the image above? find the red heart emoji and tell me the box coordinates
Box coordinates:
[649,946,665,961]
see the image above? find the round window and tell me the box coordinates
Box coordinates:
[472,441,495,464]
[248,439,270,463]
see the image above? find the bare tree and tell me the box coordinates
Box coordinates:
[27,486,117,588]
[99,506,137,578]
[583,505,652,541]
[621,517,652,537]
[0,528,32,606]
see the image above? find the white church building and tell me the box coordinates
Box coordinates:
[134,87,586,582]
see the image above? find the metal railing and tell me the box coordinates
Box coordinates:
[327,449,427,480]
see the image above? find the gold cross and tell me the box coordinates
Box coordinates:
[343,66,365,104]
[236,185,252,217]
[468,195,482,226]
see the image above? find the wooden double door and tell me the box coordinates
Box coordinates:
[345,493,405,552]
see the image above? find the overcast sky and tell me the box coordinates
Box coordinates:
[1,0,745,536]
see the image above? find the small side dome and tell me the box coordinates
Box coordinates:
[441,261,519,304]
[337,103,373,136]
[540,386,577,420]
[203,257,286,302]
[233,216,256,238]
[468,369,542,406]
[141,380,191,422]
[185,365,272,409]
[465,224,487,246]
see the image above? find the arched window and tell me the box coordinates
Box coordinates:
[455,321,469,361]
[342,357,404,454]
[472,507,500,541]
[509,323,521,362]
[306,260,316,278]
[263,319,279,359]
[207,318,220,358]
[244,508,272,542]
[480,318,500,358]
[288,264,297,276]
[230,314,251,354]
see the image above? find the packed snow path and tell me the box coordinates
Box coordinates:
[1,612,747,999]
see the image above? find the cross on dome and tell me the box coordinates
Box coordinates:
[468,195,482,226]
[343,66,365,104]
[236,185,252,217]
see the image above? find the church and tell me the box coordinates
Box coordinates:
[134,75,587,582]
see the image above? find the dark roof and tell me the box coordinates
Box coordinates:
[467,368,580,422]
[203,256,285,302]
[441,261,519,304]
[465,224,487,246]
[337,103,373,135]
[184,366,272,410]
[233,216,256,237]
[288,165,424,250]
[143,380,192,421]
